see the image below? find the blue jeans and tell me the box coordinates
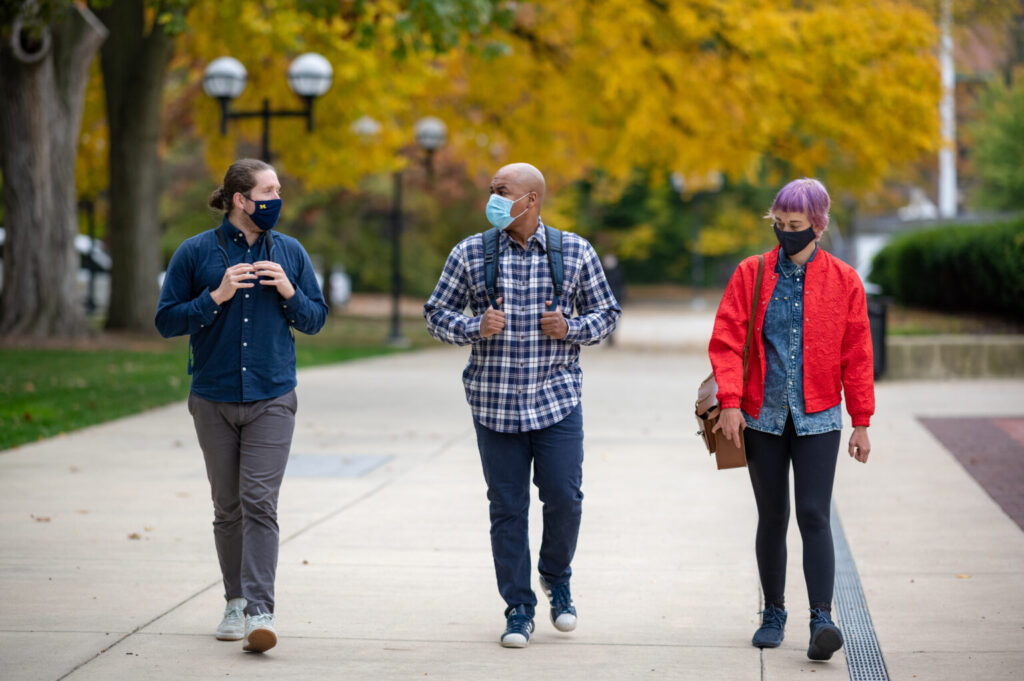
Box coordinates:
[473,403,584,617]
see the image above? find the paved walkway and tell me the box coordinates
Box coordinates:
[2,312,1024,680]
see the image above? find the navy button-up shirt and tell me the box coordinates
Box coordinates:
[744,246,842,436]
[155,218,328,403]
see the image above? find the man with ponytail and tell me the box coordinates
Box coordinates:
[156,159,328,653]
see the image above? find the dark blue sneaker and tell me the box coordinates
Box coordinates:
[538,574,577,632]
[807,608,843,660]
[751,604,787,648]
[501,605,534,648]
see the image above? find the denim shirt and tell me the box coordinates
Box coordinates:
[744,246,842,436]
[155,218,328,403]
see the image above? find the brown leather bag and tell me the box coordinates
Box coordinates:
[696,255,764,469]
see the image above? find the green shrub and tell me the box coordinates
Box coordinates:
[869,218,1024,319]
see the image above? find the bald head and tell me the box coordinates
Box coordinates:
[492,163,546,204]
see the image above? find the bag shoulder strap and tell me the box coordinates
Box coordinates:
[482,227,500,309]
[741,255,765,384]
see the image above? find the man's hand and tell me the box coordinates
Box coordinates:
[541,302,568,339]
[253,261,295,300]
[849,426,871,463]
[481,296,505,337]
[210,263,257,305]
[712,407,746,449]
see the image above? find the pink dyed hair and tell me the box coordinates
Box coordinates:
[769,178,831,233]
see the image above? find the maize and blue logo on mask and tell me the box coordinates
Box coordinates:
[247,198,282,231]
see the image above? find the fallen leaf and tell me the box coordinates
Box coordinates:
[128,533,141,540]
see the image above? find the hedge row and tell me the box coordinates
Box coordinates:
[869,217,1024,319]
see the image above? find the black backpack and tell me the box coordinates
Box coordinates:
[482,225,564,311]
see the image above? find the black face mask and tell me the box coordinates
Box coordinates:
[773,225,816,257]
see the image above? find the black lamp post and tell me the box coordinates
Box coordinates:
[203,54,333,162]
[353,116,447,346]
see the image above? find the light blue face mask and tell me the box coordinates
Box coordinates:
[485,192,531,229]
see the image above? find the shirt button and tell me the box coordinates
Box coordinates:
[244,294,249,298]
[244,318,249,323]
[520,334,525,340]
[242,367,247,372]
[283,304,288,308]
[521,307,525,312]
[213,310,218,314]
[200,324,204,328]
[520,362,525,367]
[243,342,248,347]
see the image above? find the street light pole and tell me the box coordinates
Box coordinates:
[387,170,406,347]
[203,54,332,163]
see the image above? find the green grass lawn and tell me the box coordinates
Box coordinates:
[0,313,434,452]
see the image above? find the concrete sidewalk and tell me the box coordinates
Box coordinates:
[2,344,1023,680]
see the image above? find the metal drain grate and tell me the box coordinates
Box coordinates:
[832,504,890,681]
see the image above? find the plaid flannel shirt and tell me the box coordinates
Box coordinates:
[424,222,621,433]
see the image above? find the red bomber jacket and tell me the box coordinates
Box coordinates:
[708,247,875,427]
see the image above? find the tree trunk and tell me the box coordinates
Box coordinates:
[0,3,107,339]
[96,1,174,332]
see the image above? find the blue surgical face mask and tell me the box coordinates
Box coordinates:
[245,197,282,231]
[485,192,531,229]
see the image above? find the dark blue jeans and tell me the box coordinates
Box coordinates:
[473,404,584,618]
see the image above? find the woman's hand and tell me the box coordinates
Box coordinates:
[712,407,746,449]
[849,426,871,463]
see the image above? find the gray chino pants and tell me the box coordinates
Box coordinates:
[188,390,297,615]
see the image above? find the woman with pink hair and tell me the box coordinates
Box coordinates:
[709,178,874,661]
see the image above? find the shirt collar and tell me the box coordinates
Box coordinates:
[776,244,817,277]
[499,219,546,252]
[219,217,262,249]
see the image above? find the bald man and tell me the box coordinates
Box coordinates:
[424,163,621,648]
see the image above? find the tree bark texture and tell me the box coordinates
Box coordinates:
[0,3,107,338]
[96,1,174,332]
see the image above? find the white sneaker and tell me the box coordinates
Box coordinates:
[243,612,277,653]
[215,598,247,641]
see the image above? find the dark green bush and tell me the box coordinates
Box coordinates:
[869,218,1024,319]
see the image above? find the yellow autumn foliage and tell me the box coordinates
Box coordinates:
[76,0,945,254]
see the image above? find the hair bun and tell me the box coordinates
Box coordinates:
[209,186,226,210]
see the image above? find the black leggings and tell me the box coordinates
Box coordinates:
[744,417,841,610]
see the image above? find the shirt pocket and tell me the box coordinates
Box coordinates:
[197,263,226,295]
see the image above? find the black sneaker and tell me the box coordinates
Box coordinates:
[751,604,787,648]
[807,608,843,661]
[501,605,535,648]
[538,574,577,632]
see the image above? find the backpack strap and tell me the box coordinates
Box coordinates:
[482,226,500,309]
[545,224,564,311]
[215,226,229,267]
